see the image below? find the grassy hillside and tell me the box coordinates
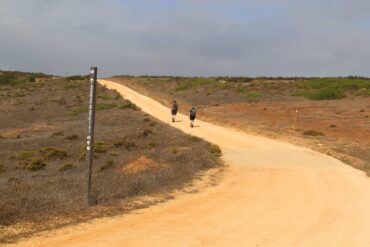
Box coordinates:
[0,71,222,243]
[109,76,370,176]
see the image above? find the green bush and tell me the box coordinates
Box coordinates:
[94,142,110,153]
[100,94,114,100]
[304,78,370,90]
[306,88,344,100]
[15,150,37,160]
[246,92,262,99]
[175,78,217,91]
[39,147,67,160]
[0,74,17,85]
[119,101,139,110]
[23,158,46,171]
[96,103,117,110]
[208,144,222,156]
[295,78,370,100]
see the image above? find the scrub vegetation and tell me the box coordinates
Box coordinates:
[0,71,222,243]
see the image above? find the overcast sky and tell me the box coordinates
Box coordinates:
[0,0,369,77]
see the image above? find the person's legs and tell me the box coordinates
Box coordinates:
[171,110,177,122]
[190,117,195,127]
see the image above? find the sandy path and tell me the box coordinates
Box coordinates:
[11,79,370,247]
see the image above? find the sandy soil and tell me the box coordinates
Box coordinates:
[9,79,370,247]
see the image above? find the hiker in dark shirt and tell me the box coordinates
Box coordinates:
[189,106,196,128]
[171,100,178,123]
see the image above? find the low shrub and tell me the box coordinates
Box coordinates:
[144,142,157,149]
[66,134,79,140]
[208,144,222,156]
[96,103,117,111]
[306,89,344,100]
[142,129,153,137]
[246,92,262,100]
[187,135,201,142]
[99,160,115,171]
[303,130,324,136]
[14,150,37,160]
[59,163,75,172]
[113,140,136,149]
[69,106,88,114]
[79,149,86,161]
[51,131,64,137]
[119,101,139,110]
[22,158,46,171]
[39,147,67,160]
[94,142,110,153]
[0,74,18,86]
[295,78,370,100]
[65,75,89,81]
[100,94,114,100]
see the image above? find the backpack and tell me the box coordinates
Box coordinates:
[172,103,178,111]
[190,109,196,118]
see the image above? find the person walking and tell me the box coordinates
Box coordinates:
[189,106,196,128]
[171,100,178,122]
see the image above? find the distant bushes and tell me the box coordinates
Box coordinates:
[294,78,370,100]
[65,75,89,81]
[295,89,344,100]
[0,71,51,86]
[12,147,67,172]
[0,74,18,85]
[175,78,217,91]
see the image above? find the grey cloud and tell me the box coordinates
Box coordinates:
[0,0,369,76]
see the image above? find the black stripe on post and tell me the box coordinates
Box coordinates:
[85,66,97,206]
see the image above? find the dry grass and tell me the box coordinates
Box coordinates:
[0,71,222,243]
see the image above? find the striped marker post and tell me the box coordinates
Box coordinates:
[85,66,97,206]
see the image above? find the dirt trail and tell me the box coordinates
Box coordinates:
[11,79,370,247]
